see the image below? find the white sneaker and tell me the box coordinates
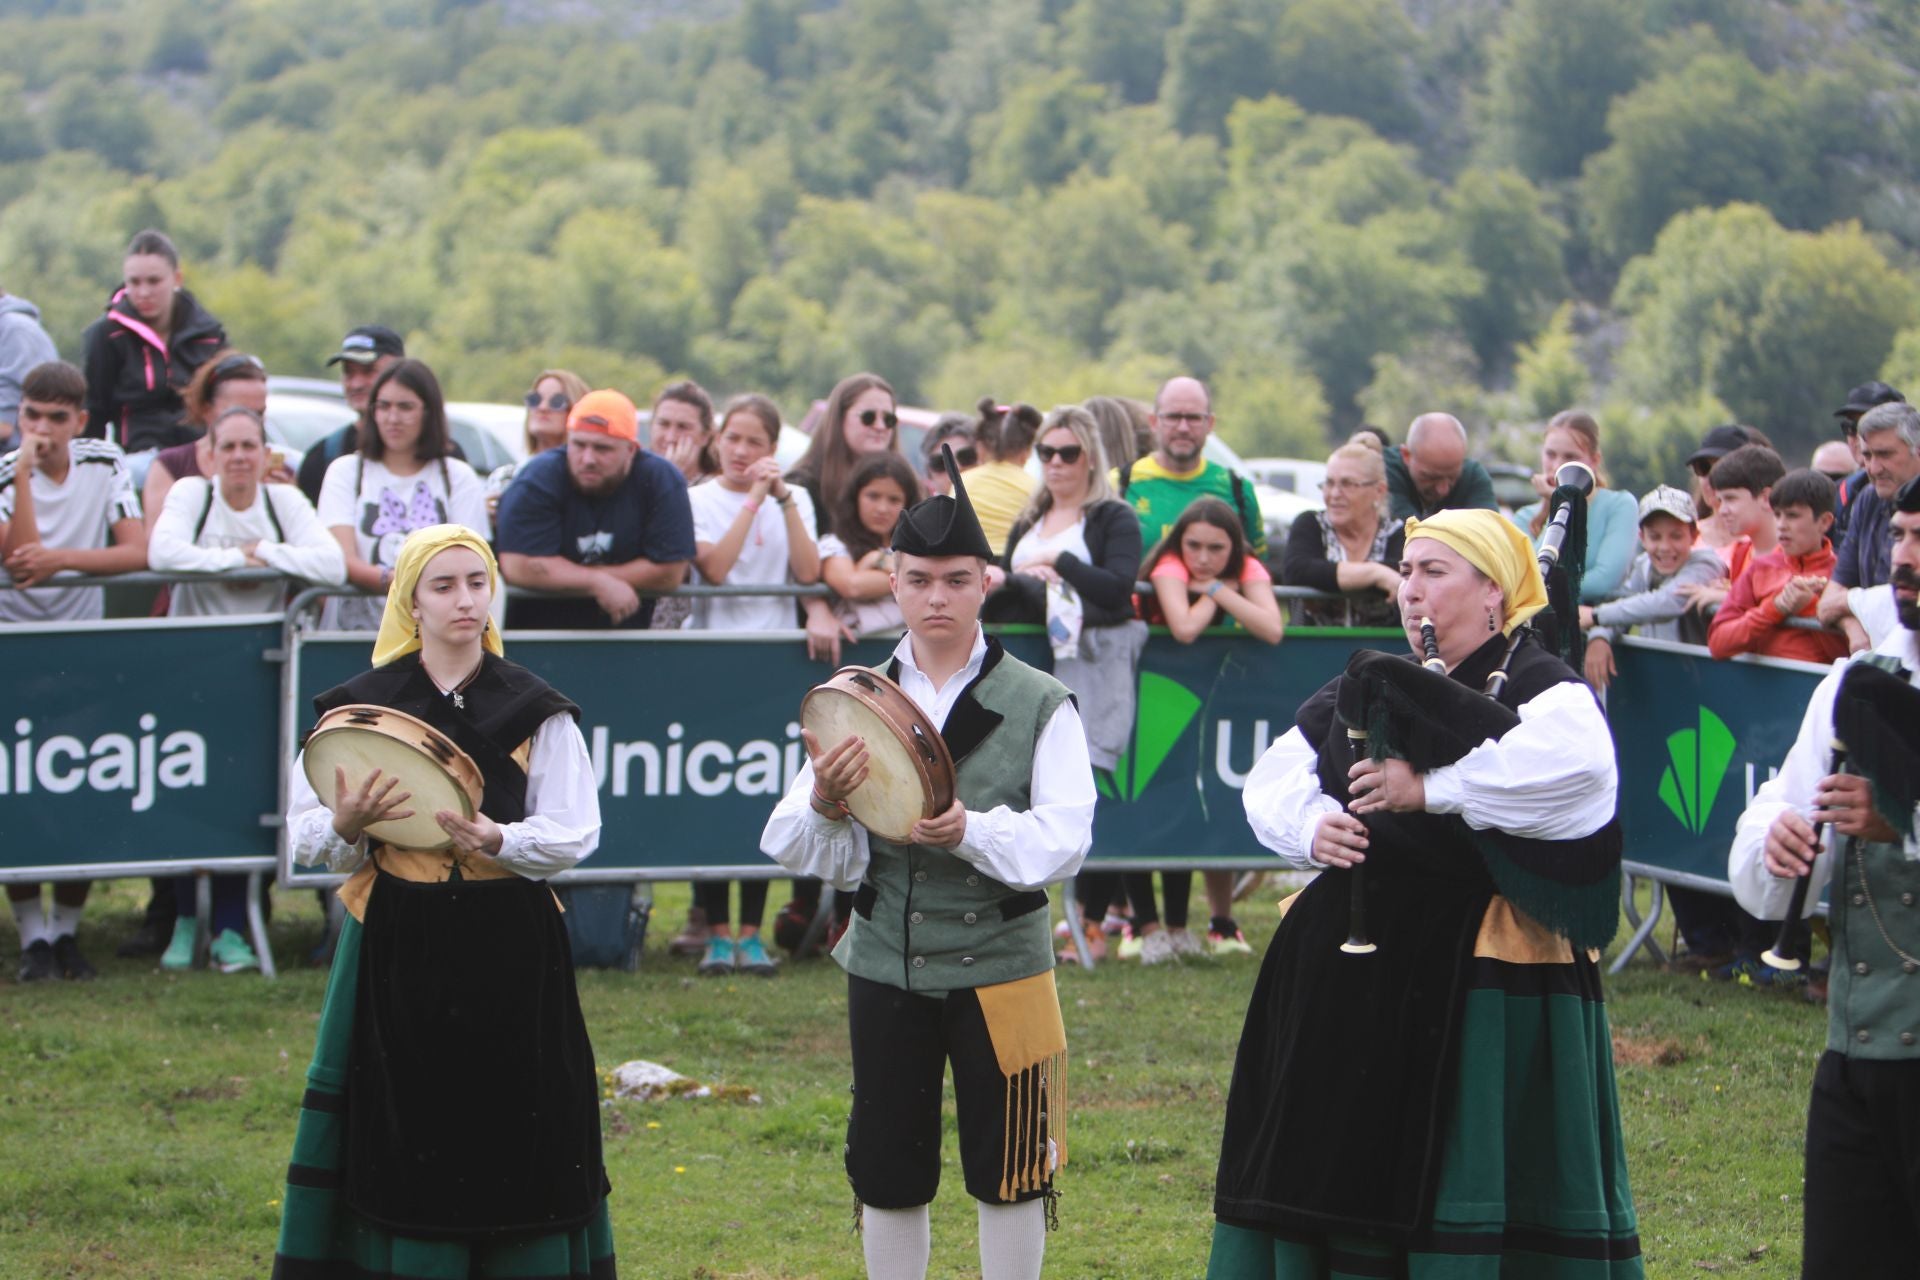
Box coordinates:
[1139,929,1177,965]
[1167,927,1206,958]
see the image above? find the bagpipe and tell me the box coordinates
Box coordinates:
[1338,462,1619,956]
[1761,660,1920,970]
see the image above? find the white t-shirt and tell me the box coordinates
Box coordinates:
[316,452,489,630]
[148,478,345,616]
[1010,513,1091,573]
[686,481,817,632]
[0,438,140,623]
[1848,583,1900,650]
[818,532,905,637]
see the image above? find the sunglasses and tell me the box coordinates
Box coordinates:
[525,392,571,411]
[1035,443,1084,464]
[857,408,899,431]
[929,446,980,474]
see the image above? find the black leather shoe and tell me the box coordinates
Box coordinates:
[52,934,96,980]
[17,939,56,982]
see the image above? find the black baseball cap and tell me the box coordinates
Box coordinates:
[1685,424,1761,471]
[325,325,405,367]
[1834,380,1905,420]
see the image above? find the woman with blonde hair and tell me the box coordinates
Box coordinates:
[1283,442,1404,627]
[485,368,591,525]
[1510,409,1638,602]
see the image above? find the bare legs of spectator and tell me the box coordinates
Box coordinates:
[9,879,94,981]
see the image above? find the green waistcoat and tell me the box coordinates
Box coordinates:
[834,643,1072,994]
[1828,834,1920,1061]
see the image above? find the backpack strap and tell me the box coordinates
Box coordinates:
[192,480,216,541]
[1117,459,1133,497]
[262,485,286,543]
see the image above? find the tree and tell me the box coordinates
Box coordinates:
[1480,0,1647,181]
[1612,204,1919,457]
[973,70,1109,195]
[1882,328,1920,398]
[1161,0,1278,140]
[1062,0,1176,105]
[1011,174,1193,355]
[1580,53,1833,263]
[48,78,156,171]
[1445,168,1568,369]
[553,210,709,374]
[1211,357,1331,458]
[1271,0,1418,139]
[1510,305,1592,423]
[0,75,43,163]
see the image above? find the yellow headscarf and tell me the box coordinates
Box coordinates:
[370,524,507,667]
[1402,509,1548,635]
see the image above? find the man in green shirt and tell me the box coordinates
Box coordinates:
[1385,412,1498,521]
[1116,375,1264,958]
[1119,376,1267,560]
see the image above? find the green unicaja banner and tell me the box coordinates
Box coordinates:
[0,620,1834,883]
[0,616,284,871]
[1608,640,1827,882]
[291,628,1404,871]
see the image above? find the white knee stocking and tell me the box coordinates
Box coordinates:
[977,1197,1046,1280]
[862,1203,931,1280]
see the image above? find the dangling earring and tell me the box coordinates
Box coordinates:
[1487,609,1497,632]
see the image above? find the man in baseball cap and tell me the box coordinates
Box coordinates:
[496,386,693,630]
[1830,381,1905,539]
[296,324,409,504]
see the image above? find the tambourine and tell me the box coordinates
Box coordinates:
[800,667,956,843]
[302,705,484,851]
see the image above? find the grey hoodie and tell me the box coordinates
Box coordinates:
[1588,544,1723,646]
[0,292,59,432]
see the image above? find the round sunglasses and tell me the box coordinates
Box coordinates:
[856,408,899,431]
[525,391,571,411]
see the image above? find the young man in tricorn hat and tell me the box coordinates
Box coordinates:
[762,445,1095,1280]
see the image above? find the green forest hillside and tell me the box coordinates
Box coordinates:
[4,0,1919,490]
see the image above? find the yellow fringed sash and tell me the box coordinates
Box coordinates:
[975,968,1069,1201]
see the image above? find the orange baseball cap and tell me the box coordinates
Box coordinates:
[567,389,639,443]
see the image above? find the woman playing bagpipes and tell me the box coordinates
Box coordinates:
[273,524,616,1279]
[1208,508,1642,1279]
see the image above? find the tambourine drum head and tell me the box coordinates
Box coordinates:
[802,688,934,843]
[303,708,479,851]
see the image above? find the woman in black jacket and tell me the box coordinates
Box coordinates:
[1282,440,1404,627]
[995,404,1143,963]
[79,229,227,466]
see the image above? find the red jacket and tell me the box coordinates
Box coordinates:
[1707,540,1848,664]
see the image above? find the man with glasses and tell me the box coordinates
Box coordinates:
[1829,381,1905,541]
[295,325,409,505]
[1383,412,1497,521]
[1819,399,1920,651]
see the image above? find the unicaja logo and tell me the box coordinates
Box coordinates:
[1657,706,1735,836]
[1096,672,1202,802]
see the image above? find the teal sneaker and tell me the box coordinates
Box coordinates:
[736,934,778,977]
[160,917,196,971]
[209,929,259,974]
[698,936,737,976]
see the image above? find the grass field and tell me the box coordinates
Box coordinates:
[0,878,1820,1279]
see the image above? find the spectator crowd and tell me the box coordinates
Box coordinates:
[6,227,1917,990]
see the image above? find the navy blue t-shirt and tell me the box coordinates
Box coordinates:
[1833,484,1891,590]
[494,446,694,629]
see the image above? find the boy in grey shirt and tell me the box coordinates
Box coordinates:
[1580,485,1724,692]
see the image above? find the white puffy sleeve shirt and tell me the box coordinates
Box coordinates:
[286,710,601,879]
[760,631,1096,892]
[1244,677,1618,871]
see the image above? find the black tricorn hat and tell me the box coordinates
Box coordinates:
[892,443,995,559]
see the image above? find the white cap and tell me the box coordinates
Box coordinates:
[1638,484,1696,526]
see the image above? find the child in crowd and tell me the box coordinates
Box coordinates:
[1,360,147,981]
[685,393,820,977]
[1127,497,1281,964]
[1579,485,1724,692]
[1707,468,1848,665]
[1684,443,1787,615]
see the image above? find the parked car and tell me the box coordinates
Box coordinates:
[1242,456,1328,499]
